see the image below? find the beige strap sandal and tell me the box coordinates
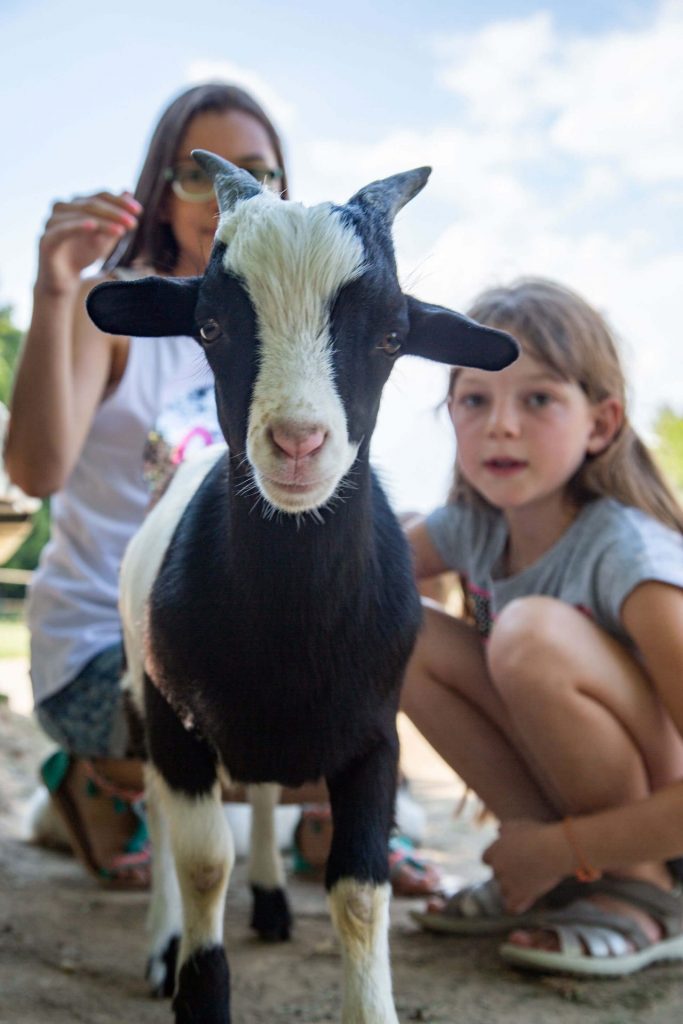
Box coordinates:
[410,876,583,935]
[500,877,683,977]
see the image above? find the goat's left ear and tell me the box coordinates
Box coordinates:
[404,296,519,371]
[86,276,201,338]
[348,167,431,223]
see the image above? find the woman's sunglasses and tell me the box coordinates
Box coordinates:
[163,163,284,203]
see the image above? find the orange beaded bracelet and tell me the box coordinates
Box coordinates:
[562,816,602,882]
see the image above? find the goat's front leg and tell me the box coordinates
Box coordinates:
[247,783,292,941]
[145,763,182,997]
[145,676,234,1024]
[326,726,400,1024]
[160,778,234,1024]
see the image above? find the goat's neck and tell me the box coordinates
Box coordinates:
[227,451,374,570]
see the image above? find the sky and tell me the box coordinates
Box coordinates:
[1,0,681,512]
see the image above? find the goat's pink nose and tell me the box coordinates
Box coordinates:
[271,425,326,460]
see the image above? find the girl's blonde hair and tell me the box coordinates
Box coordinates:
[448,278,683,533]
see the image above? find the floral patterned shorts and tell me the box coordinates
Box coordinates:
[34,643,130,757]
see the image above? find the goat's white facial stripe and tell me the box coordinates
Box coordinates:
[216,198,365,513]
[216,198,364,342]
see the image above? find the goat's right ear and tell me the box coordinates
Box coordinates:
[86,276,201,338]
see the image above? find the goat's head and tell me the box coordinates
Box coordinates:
[87,152,517,515]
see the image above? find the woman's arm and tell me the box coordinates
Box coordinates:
[4,192,141,496]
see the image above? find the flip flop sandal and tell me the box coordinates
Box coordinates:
[500,877,683,977]
[40,751,151,889]
[410,876,587,935]
[388,833,444,898]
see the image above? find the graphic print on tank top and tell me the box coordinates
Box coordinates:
[143,385,222,500]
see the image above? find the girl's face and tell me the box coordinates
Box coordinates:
[449,346,616,516]
[166,109,280,276]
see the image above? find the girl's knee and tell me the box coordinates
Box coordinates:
[487,596,578,693]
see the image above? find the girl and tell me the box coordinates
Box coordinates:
[402,278,683,976]
[5,82,289,884]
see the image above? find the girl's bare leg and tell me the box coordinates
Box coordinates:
[487,596,683,876]
[401,602,556,823]
[486,596,683,950]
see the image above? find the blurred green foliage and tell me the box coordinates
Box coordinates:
[0,615,30,658]
[4,501,51,570]
[653,407,683,496]
[0,304,23,406]
[1,304,50,591]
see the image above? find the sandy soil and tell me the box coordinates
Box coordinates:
[1,659,682,1024]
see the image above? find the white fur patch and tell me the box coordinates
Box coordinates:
[119,444,225,706]
[328,879,397,1023]
[247,784,286,889]
[216,197,365,513]
[145,765,182,991]
[157,778,235,960]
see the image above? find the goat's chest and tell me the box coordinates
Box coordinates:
[147,535,419,785]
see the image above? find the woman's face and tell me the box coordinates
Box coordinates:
[167,109,281,276]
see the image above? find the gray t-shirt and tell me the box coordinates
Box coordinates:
[426,497,683,645]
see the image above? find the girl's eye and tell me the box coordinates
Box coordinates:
[200,319,222,343]
[376,332,402,357]
[526,392,552,409]
[459,393,486,408]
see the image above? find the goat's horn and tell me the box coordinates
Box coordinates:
[191,150,262,212]
[348,167,431,222]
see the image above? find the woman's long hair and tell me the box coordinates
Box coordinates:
[103,82,289,276]
[448,278,683,534]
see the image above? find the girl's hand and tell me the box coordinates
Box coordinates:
[36,191,143,297]
[482,819,568,913]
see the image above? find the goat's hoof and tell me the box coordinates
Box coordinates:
[146,934,179,998]
[250,883,292,942]
[173,946,231,1023]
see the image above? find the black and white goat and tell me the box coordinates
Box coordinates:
[87,154,517,1024]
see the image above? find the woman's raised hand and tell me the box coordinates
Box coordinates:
[36,191,143,296]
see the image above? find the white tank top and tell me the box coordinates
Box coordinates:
[28,334,214,703]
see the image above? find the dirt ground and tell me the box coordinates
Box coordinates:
[1,658,682,1024]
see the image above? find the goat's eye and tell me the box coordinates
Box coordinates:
[200,319,222,343]
[377,332,402,357]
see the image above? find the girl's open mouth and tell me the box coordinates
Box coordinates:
[483,457,528,475]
